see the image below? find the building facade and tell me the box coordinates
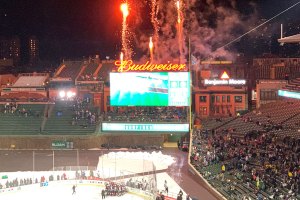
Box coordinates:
[193,61,248,118]
[255,80,287,108]
[0,36,20,65]
[28,36,39,64]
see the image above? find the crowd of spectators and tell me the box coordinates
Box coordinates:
[78,74,101,81]
[70,98,97,126]
[104,181,126,196]
[0,173,67,190]
[126,177,156,192]
[191,108,300,199]
[0,178,33,189]
[104,107,187,122]
[1,102,41,117]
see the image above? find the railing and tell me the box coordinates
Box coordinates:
[0,170,156,200]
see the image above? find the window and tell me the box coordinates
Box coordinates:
[215,106,220,113]
[216,96,220,102]
[211,95,215,103]
[199,96,207,102]
[234,96,242,103]
[260,90,278,101]
[222,95,226,102]
[107,96,110,105]
[227,95,231,103]
[200,107,208,115]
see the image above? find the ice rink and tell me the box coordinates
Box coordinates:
[0,151,187,200]
[0,182,145,200]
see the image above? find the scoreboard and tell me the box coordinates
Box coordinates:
[110,72,190,106]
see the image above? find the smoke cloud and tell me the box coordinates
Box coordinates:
[128,0,258,62]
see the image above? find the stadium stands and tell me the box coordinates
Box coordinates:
[0,103,45,135]
[77,63,101,81]
[253,58,300,80]
[285,77,300,91]
[43,100,97,135]
[191,100,300,199]
[0,92,48,102]
[98,62,115,81]
[55,61,83,80]
[13,75,47,87]
[103,107,187,122]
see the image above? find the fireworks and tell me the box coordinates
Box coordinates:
[121,3,130,60]
[120,52,124,63]
[176,0,181,24]
[176,0,184,63]
[149,37,154,63]
[120,3,129,18]
[149,37,153,50]
[150,0,159,62]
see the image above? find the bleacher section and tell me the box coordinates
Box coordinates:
[43,100,97,135]
[285,77,300,91]
[0,104,45,135]
[78,63,100,81]
[214,100,300,137]
[253,58,300,80]
[13,75,47,87]
[0,92,47,102]
[104,107,187,122]
[191,100,300,200]
[98,61,115,81]
[200,117,236,131]
[56,61,83,80]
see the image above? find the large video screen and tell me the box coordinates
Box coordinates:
[110,72,190,106]
[278,90,300,99]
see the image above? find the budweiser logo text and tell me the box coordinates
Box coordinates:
[115,60,187,72]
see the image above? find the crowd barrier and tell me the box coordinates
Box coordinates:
[0,171,155,199]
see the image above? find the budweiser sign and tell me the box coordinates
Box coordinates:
[114,60,187,72]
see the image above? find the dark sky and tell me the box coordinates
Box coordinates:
[0,0,123,61]
[0,0,299,62]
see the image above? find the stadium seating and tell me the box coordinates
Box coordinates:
[191,100,300,200]
[285,77,300,91]
[56,61,83,80]
[104,107,187,122]
[77,63,100,81]
[97,62,115,81]
[43,100,97,135]
[0,92,47,102]
[0,104,45,135]
[200,117,236,131]
[253,58,300,79]
[13,76,47,87]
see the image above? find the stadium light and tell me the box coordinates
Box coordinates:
[67,91,73,98]
[59,91,66,98]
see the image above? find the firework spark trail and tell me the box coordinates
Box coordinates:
[121,3,130,60]
[120,52,124,62]
[176,0,184,63]
[149,37,154,62]
[151,0,159,62]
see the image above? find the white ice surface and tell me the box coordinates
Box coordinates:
[0,183,144,200]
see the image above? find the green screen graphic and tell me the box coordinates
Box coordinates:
[102,123,189,132]
[110,72,190,106]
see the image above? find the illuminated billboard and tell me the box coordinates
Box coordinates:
[278,90,300,99]
[114,60,187,72]
[110,72,190,106]
[102,123,189,132]
[204,79,246,85]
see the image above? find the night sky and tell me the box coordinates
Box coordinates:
[0,0,299,63]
